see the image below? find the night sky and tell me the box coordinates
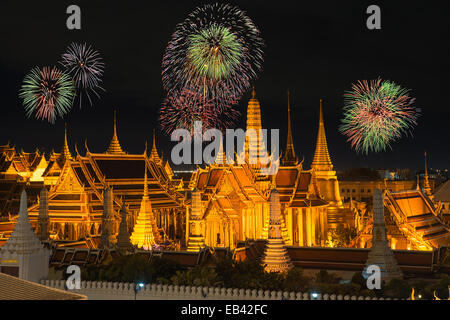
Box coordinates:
[1,1,448,171]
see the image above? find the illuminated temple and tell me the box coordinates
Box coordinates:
[0,91,449,259]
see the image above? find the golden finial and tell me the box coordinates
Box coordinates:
[113,110,117,137]
[251,86,256,99]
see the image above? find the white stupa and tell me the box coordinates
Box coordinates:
[0,190,50,282]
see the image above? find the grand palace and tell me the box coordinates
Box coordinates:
[0,90,449,259]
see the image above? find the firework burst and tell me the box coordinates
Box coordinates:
[60,42,105,106]
[19,66,75,123]
[162,3,264,109]
[159,88,239,136]
[339,79,420,154]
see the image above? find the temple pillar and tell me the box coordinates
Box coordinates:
[306,209,312,246]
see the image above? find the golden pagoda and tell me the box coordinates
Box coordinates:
[130,165,162,249]
[310,100,342,208]
[244,88,268,174]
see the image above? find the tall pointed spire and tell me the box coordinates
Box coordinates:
[100,187,116,248]
[282,90,298,166]
[244,88,268,172]
[423,151,432,197]
[59,123,72,163]
[261,189,293,273]
[311,99,333,171]
[365,189,403,282]
[214,136,227,165]
[150,129,162,164]
[106,110,125,155]
[130,163,162,249]
[187,189,206,252]
[38,188,49,241]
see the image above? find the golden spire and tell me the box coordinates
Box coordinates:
[60,123,72,162]
[150,129,162,164]
[282,90,298,166]
[423,151,432,196]
[130,162,161,248]
[244,88,268,170]
[106,110,125,155]
[215,136,227,165]
[311,99,333,171]
[143,162,149,200]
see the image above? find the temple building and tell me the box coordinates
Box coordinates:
[0,91,448,255]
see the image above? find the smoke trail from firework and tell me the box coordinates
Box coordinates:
[19,66,75,123]
[339,79,420,154]
[60,42,105,106]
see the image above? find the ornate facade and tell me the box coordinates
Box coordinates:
[0,92,449,253]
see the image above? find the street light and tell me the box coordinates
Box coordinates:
[311,292,319,300]
[134,282,145,300]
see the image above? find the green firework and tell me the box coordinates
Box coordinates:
[19,66,75,123]
[187,24,242,81]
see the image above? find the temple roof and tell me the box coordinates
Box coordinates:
[0,272,86,300]
[387,189,449,246]
[434,179,450,201]
[311,100,333,171]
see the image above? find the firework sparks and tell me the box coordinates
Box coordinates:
[159,88,239,136]
[60,42,105,106]
[162,3,264,110]
[19,66,75,123]
[339,79,420,154]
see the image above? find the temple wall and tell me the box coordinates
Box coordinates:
[40,280,393,300]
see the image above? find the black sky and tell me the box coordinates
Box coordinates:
[1,1,449,171]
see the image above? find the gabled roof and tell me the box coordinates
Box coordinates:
[434,180,450,202]
[0,272,86,300]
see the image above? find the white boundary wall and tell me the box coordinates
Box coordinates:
[40,280,396,300]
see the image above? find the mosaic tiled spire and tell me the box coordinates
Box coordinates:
[365,189,403,282]
[100,187,116,248]
[262,189,293,273]
[187,189,205,252]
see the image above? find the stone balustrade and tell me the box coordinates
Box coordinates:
[40,280,397,300]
